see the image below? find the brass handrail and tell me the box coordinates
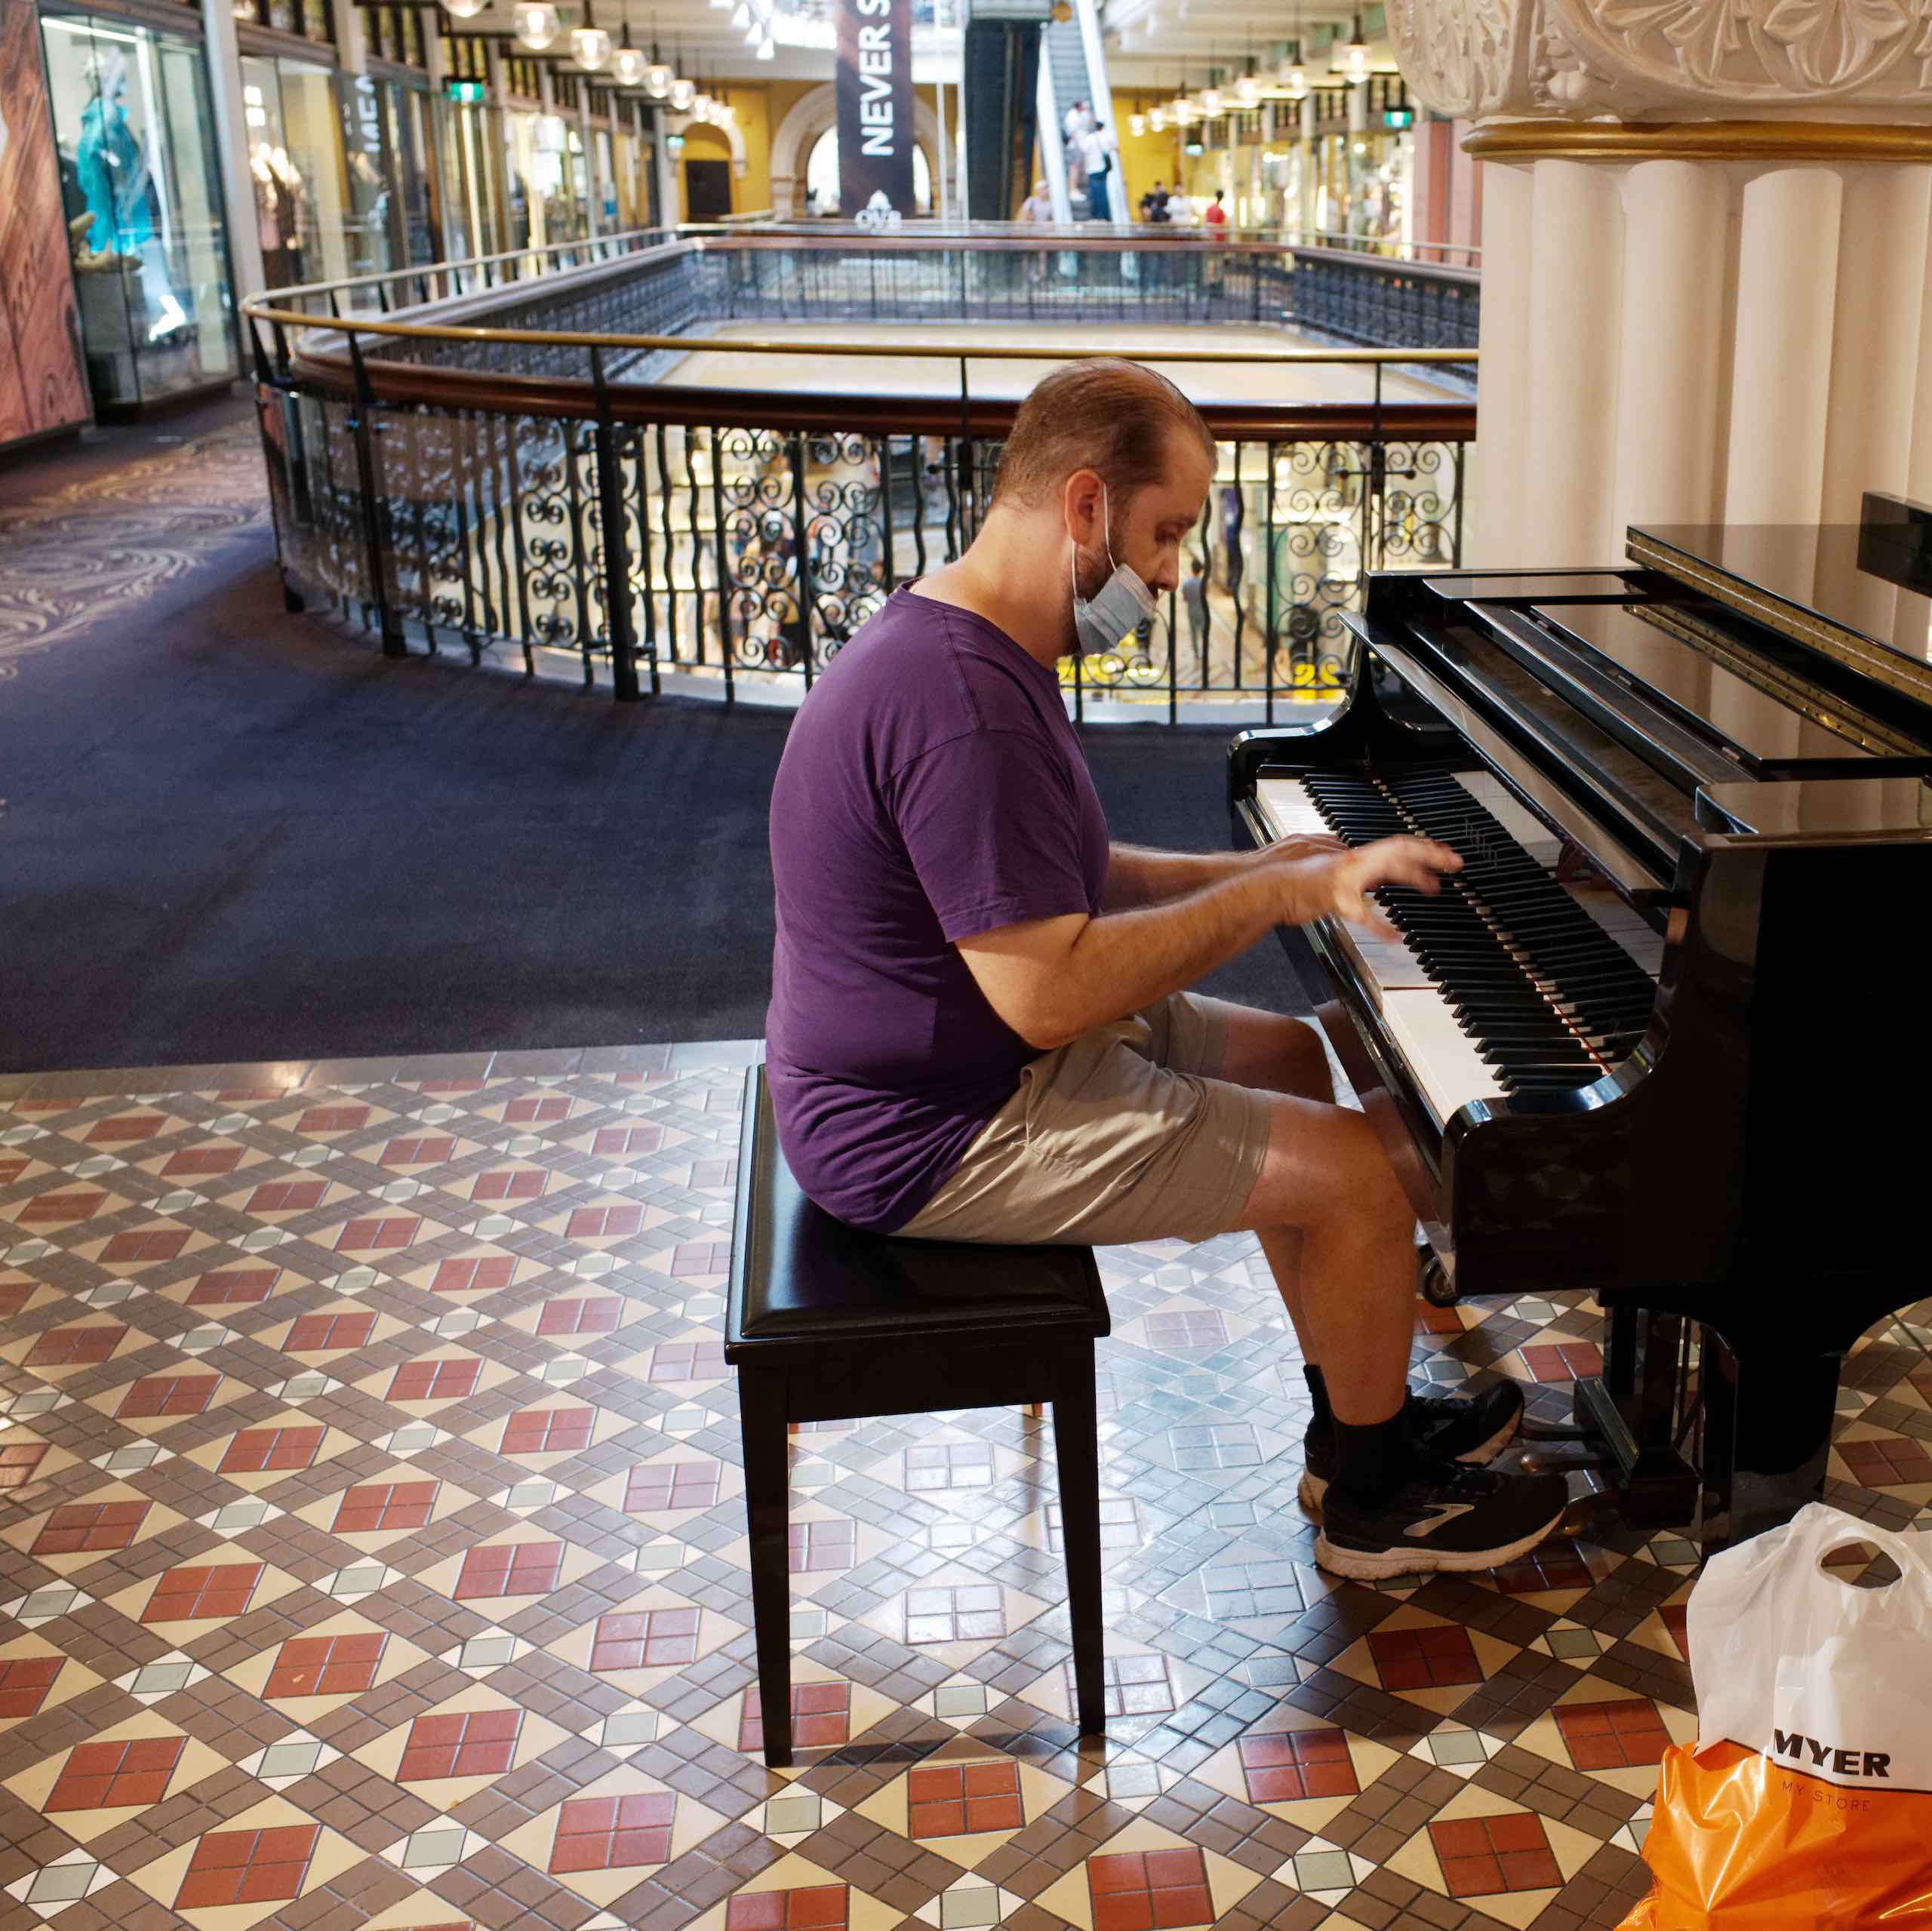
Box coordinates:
[242,298,1478,367]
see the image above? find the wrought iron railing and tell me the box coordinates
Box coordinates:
[245,227,1476,721]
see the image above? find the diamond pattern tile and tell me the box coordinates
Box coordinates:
[2,1049,1921,1931]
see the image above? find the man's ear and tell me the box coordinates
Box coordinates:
[1061,468,1103,544]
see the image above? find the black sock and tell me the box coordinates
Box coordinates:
[1303,1365,1332,1435]
[1331,1410,1411,1508]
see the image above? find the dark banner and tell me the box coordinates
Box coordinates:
[0,0,91,450]
[835,0,914,220]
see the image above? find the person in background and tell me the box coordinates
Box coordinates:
[1204,188,1229,235]
[1182,555,1209,681]
[1079,121,1118,221]
[1020,178,1053,223]
[1138,180,1171,224]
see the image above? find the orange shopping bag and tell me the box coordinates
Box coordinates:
[1620,1505,1932,1929]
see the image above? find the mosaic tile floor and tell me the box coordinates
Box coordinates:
[0,1044,1927,1931]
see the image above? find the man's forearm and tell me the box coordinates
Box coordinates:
[1103,842,1251,911]
[1038,868,1287,1046]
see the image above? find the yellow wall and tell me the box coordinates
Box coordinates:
[1109,90,1185,217]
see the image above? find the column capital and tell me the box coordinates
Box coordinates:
[1386,0,1932,126]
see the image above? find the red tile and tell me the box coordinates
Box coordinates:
[549,1790,676,1872]
[907,1760,1021,1837]
[1838,1435,1932,1487]
[264,1631,386,1698]
[567,1206,645,1240]
[471,1170,544,1203]
[0,1656,63,1717]
[24,1324,123,1367]
[430,1256,516,1293]
[15,1190,106,1225]
[398,1707,523,1782]
[336,1216,420,1253]
[536,1296,623,1337]
[1366,1623,1485,1690]
[500,1407,594,1456]
[174,1825,318,1909]
[1661,1604,1690,1659]
[592,1126,661,1158]
[285,1311,375,1354]
[87,1115,165,1144]
[118,1373,220,1419]
[1429,1813,1561,1896]
[32,1500,151,1557]
[331,1480,438,1534]
[1088,1849,1213,1931]
[100,1228,190,1265]
[295,1105,370,1133]
[786,1519,856,1575]
[162,1146,243,1179]
[1237,1727,1358,1803]
[1487,1541,1595,1594]
[46,1734,184,1812]
[0,1442,49,1490]
[1520,1342,1606,1384]
[189,1266,280,1306]
[504,1096,571,1124]
[454,1541,563,1601]
[245,1180,328,1214]
[388,1358,481,1403]
[589,1607,697,1671]
[671,1241,731,1278]
[1143,1310,1229,1351]
[219,1425,325,1474]
[623,1461,721,1514]
[144,1563,263,1623]
[381,1136,457,1167]
[647,1339,728,1383]
[0,1159,27,1187]
[1555,1698,1674,1771]
[738,1681,850,1754]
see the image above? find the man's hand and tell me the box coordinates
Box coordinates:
[1270,836,1462,942]
[1249,832,1347,867]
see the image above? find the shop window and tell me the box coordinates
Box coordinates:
[39,9,238,410]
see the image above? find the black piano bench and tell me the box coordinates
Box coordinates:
[724,1064,1112,1767]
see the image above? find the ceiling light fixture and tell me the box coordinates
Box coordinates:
[571,0,611,68]
[1340,12,1369,84]
[512,2,558,48]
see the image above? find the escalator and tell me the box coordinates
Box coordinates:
[959,0,1045,222]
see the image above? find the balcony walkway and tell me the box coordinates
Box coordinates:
[660,323,1461,409]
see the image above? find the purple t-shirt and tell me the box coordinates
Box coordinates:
[765,585,1111,1232]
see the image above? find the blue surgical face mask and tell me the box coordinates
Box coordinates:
[1069,483,1158,654]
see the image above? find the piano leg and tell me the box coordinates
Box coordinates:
[1574,1304,1703,1530]
[1697,1330,1841,1557]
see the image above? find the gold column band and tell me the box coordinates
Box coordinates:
[1463,120,1932,165]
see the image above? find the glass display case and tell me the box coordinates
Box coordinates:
[39,8,238,411]
[240,53,354,288]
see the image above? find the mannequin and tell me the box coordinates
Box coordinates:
[76,51,186,340]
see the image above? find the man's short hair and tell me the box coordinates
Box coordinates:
[992,359,1215,511]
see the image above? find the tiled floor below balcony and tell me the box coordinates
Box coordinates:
[0,1046,1924,1931]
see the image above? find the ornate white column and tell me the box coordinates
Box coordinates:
[1389,2,1932,567]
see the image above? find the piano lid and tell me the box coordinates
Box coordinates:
[1628,497,1932,711]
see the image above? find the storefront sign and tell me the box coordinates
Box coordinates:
[835,0,912,217]
[0,0,91,447]
[448,78,488,103]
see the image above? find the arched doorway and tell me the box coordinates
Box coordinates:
[679,122,735,222]
[770,81,947,217]
[802,128,933,217]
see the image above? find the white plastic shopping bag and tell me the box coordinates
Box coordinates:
[1620,1502,1932,1928]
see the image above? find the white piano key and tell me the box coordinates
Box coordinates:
[1381,989,1506,1130]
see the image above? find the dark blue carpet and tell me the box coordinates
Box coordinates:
[0,514,1306,1072]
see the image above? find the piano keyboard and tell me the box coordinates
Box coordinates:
[1254,769,1664,1129]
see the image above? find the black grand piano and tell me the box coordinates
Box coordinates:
[1228,494,1932,1554]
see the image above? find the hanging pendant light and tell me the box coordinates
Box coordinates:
[1147,103,1166,131]
[513,1,558,48]
[1340,12,1370,84]
[612,41,646,84]
[1232,31,1258,108]
[1198,44,1220,116]
[1128,111,1146,137]
[669,73,695,108]
[1284,40,1308,98]
[445,0,485,21]
[571,0,611,66]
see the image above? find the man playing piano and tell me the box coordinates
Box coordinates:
[766,360,1568,1580]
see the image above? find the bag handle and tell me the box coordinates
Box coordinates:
[1780,1502,1932,1594]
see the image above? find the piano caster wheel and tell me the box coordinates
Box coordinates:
[1420,1256,1459,1309]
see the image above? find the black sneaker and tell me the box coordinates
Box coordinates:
[1297,1379,1524,1512]
[1315,1460,1570,1581]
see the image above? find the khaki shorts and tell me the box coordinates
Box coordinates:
[897,992,1274,1247]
